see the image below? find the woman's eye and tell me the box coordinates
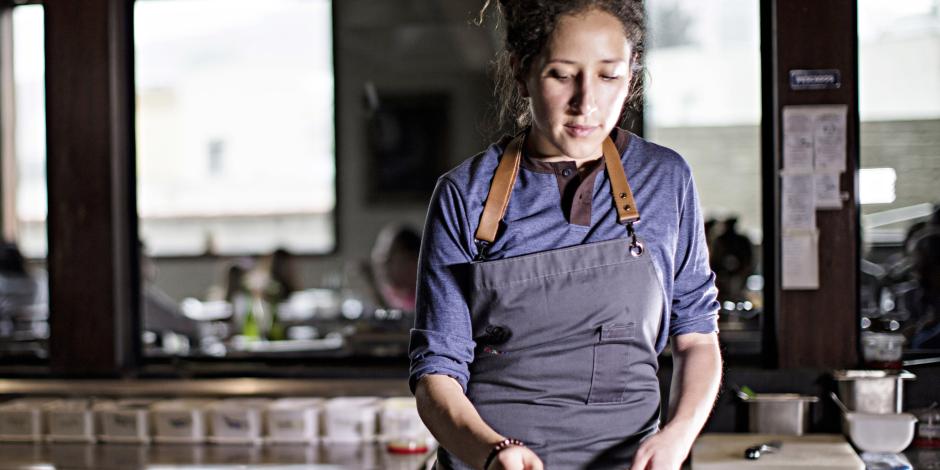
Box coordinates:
[549,71,571,81]
[601,75,621,81]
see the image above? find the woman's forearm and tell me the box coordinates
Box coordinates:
[415,374,506,469]
[664,332,722,447]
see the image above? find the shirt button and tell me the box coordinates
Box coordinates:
[562,168,573,177]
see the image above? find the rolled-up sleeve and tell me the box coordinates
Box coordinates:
[409,177,477,394]
[670,172,720,336]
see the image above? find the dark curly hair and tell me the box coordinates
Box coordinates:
[480,0,645,133]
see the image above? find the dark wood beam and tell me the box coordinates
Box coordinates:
[772,0,859,368]
[45,0,139,375]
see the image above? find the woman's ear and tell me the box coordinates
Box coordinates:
[510,55,529,98]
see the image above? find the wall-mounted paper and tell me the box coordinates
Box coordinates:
[782,230,820,290]
[814,109,847,173]
[814,172,842,209]
[783,109,815,171]
[782,172,816,229]
[781,105,848,173]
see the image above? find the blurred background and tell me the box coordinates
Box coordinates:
[1,0,938,366]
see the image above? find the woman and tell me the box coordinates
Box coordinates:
[409,1,722,469]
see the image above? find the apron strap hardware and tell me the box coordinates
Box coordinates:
[475,240,490,262]
[627,221,644,257]
[475,130,642,255]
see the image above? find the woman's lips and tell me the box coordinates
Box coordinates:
[564,124,597,138]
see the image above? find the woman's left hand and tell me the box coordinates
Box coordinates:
[628,426,694,470]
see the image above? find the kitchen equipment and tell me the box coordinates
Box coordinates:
[151,399,213,444]
[44,399,99,443]
[741,393,818,435]
[207,398,270,445]
[0,398,56,442]
[379,397,430,442]
[912,403,940,448]
[322,397,380,443]
[860,332,905,369]
[95,399,154,444]
[843,412,917,453]
[745,440,782,460]
[264,398,323,444]
[831,392,917,453]
[832,369,915,414]
[692,433,864,469]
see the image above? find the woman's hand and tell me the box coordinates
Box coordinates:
[627,426,693,470]
[489,445,544,470]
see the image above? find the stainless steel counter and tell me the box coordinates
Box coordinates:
[0,441,433,470]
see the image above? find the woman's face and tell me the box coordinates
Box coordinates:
[521,8,634,160]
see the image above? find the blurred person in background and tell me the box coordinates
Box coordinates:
[140,242,200,350]
[710,217,754,304]
[370,224,421,311]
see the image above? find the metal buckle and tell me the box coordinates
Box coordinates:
[626,222,643,257]
[475,241,490,262]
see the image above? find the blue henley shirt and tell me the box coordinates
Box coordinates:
[409,128,720,393]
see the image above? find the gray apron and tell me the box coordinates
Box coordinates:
[437,134,664,470]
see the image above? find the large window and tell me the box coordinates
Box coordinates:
[0,5,48,361]
[858,0,940,356]
[134,0,339,358]
[135,0,336,257]
[645,0,763,355]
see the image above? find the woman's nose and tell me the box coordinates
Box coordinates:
[569,77,598,116]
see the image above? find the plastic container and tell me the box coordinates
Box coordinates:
[860,332,905,369]
[379,397,430,442]
[264,398,323,444]
[322,397,380,443]
[743,393,818,435]
[95,399,154,444]
[44,399,99,443]
[0,398,56,442]
[152,399,213,444]
[843,411,917,453]
[207,398,269,445]
[833,369,916,414]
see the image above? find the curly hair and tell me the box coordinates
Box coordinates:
[480,0,645,133]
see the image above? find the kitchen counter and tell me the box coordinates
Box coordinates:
[0,441,433,470]
[691,433,940,470]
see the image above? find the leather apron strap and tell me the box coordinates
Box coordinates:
[474,133,641,248]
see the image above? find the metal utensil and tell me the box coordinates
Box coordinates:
[744,440,782,460]
[830,391,850,414]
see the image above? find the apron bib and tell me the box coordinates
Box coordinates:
[437,134,664,469]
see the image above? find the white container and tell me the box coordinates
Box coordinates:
[152,399,213,444]
[264,398,324,444]
[207,398,270,445]
[322,397,380,443]
[843,411,918,453]
[44,399,99,443]
[0,398,56,442]
[379,397,430,442]
[95,399,154,444]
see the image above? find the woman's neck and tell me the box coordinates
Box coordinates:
[524,129,603,169]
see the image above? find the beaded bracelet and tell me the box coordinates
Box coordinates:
[483,438,526,470]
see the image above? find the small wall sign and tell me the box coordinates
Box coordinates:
[789,69,841,90]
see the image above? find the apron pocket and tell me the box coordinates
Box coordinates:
[587,322,635,404]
